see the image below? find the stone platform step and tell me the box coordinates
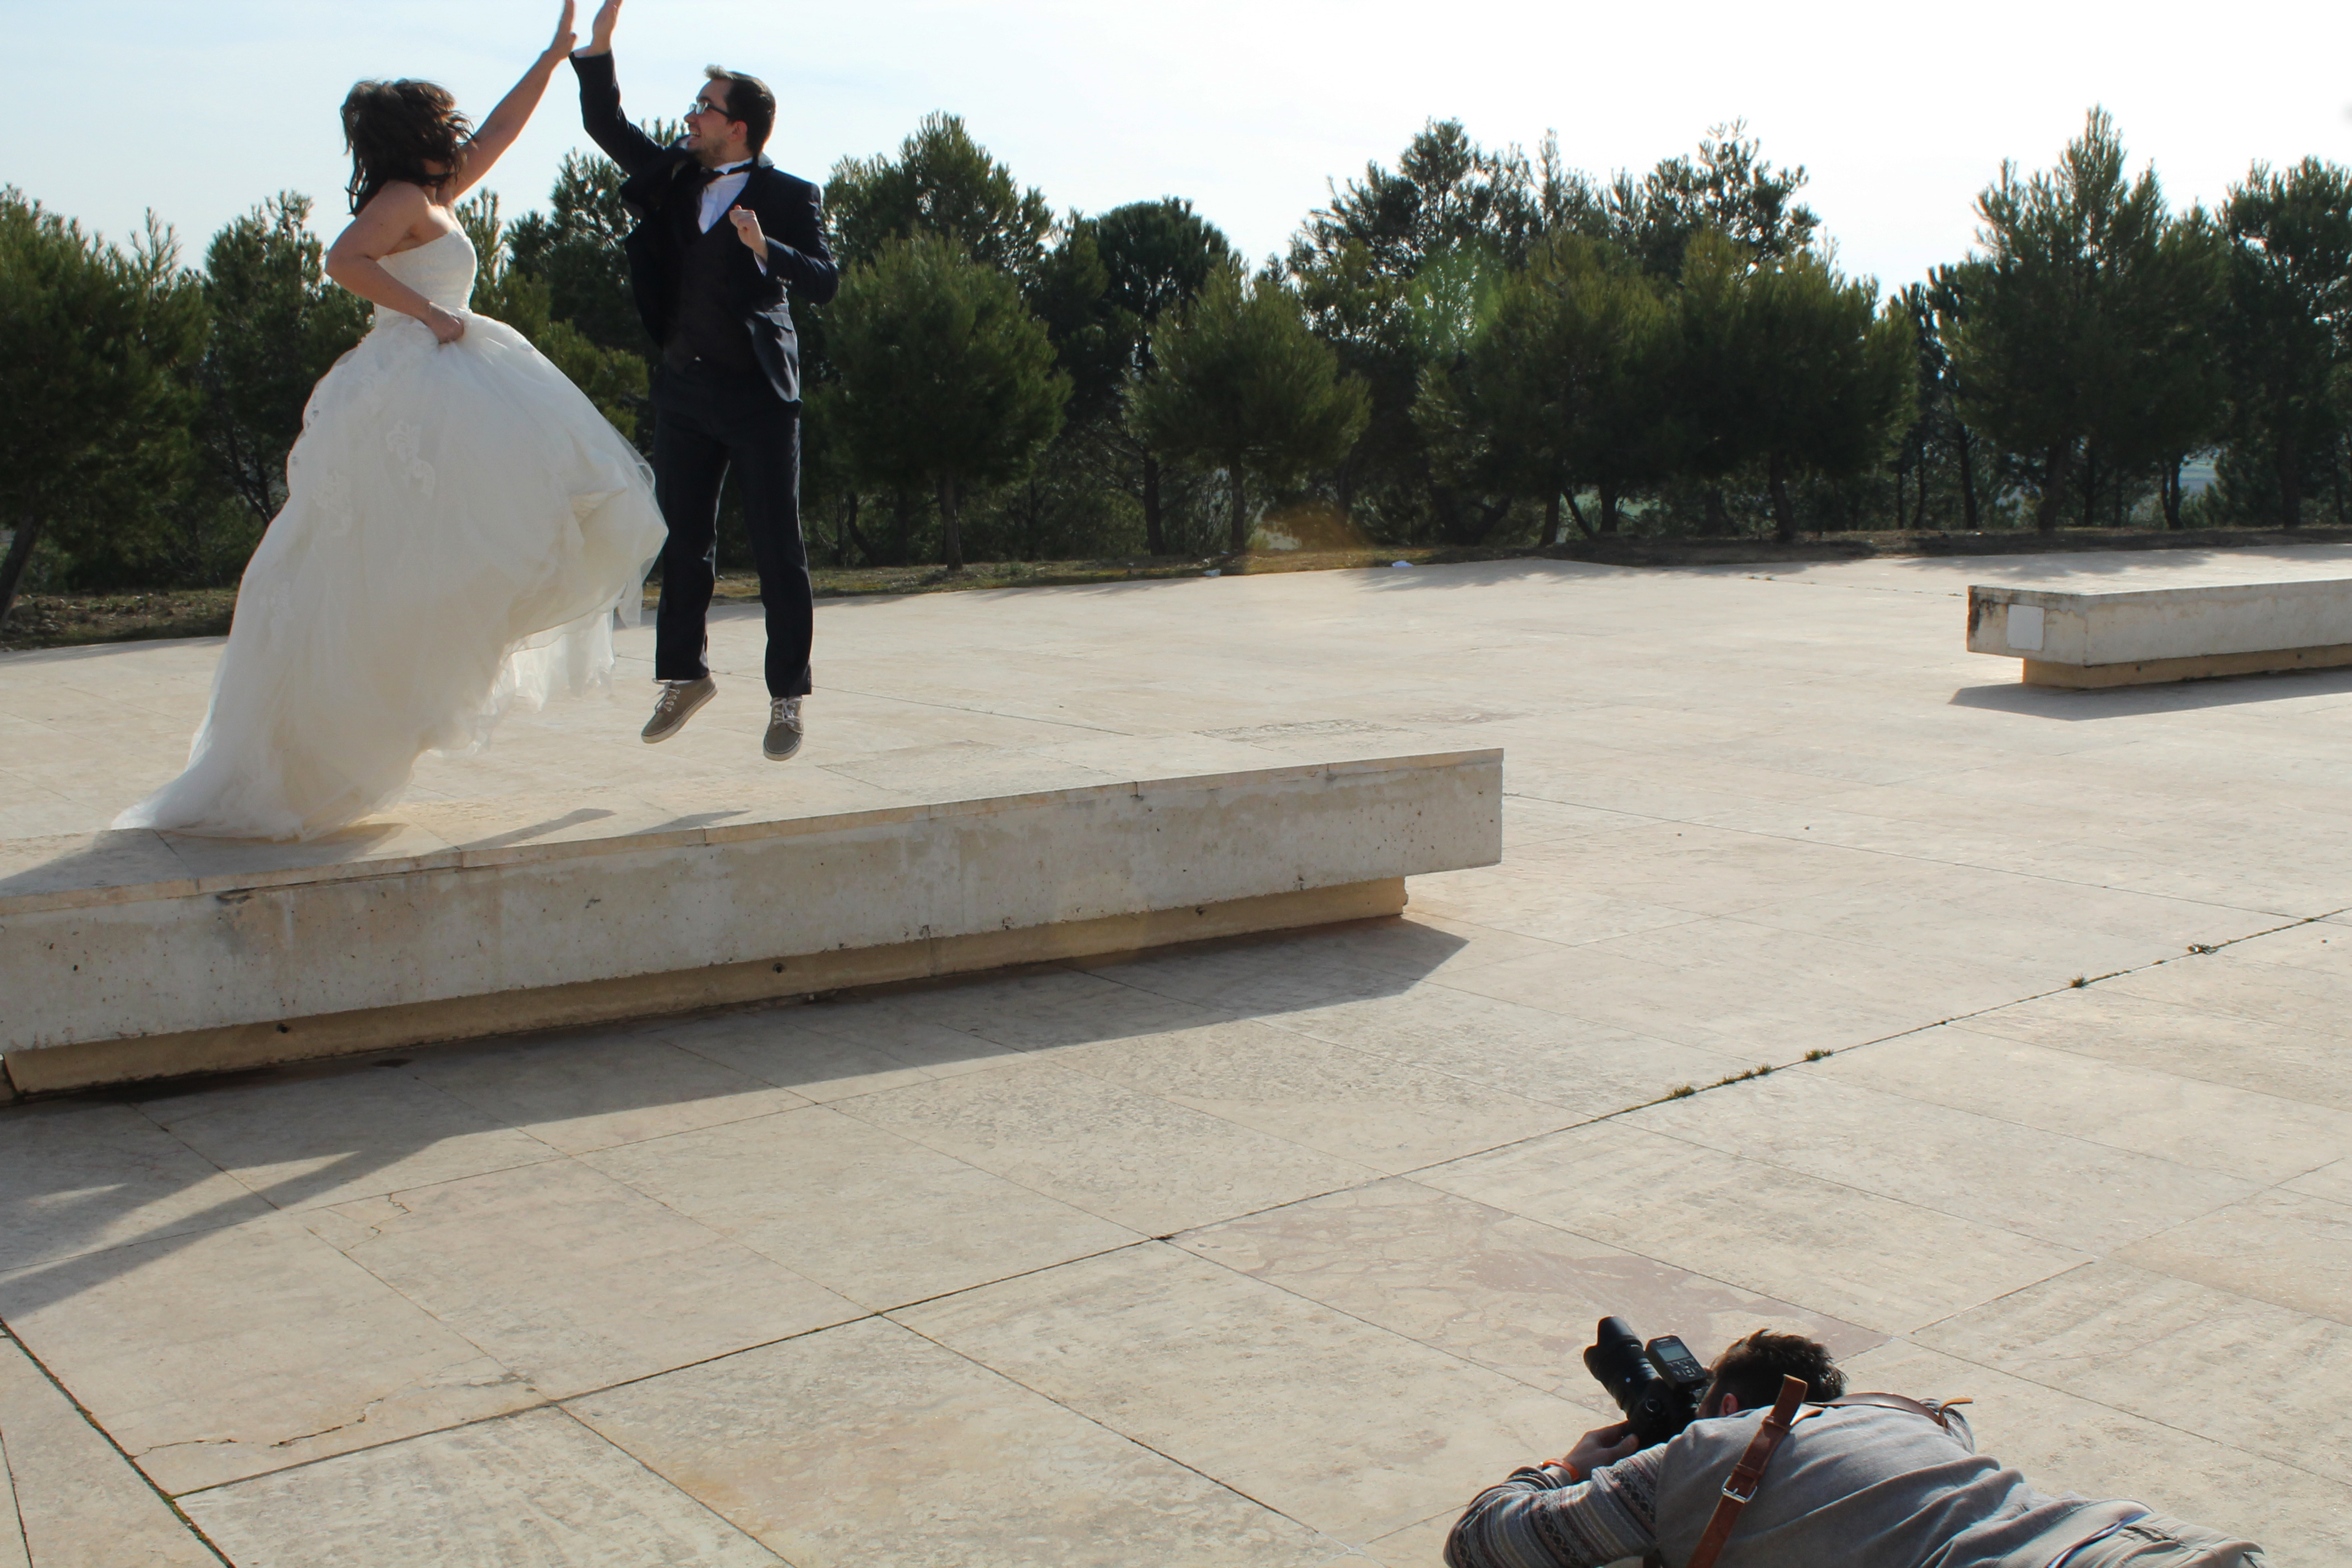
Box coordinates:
[0,750,1500,1096]
[1967,577,2352,687]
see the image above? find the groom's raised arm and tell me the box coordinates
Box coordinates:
[569,49,663,179]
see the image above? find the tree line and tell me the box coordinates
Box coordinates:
[8,106,2352,620]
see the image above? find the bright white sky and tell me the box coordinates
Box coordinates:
[7,1,2349,295]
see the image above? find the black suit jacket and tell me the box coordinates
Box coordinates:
[572,50,839,403]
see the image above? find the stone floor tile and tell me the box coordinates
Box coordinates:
[1481,818,1917,919]
[1262,984,1755,1118]
[1623,1068,2261,1254]
[1819,1027,2352,1184]
[0,1331,214,1566]
[907,966,1234,1051]
[1403,864,1705,950]
[0,1099,270,1273]
[1842,1338,2350,1555]
[1433,927,1934,1059]
[405,1028,809,1155]
[1041,1019,1578,1174]
[582,1105,1136,1310]
[2289,1159,2352,1205]
[662,1006,1020,1102]
[1074,937,1428,1019]
[1718,866,2248,977]
[179,1406,781,1566]
[837,1059,1375,1235]
[1180,1178,1883,1395]
[569,1316,1341,1567]
[1959,987,2352,1110]
[2113,1188,2352,1327]
[306,1159,862,1399]
[1362,1512,1457,1567]
[1917,1260,2352,1481]
[0,1212,537,1495]
[1422,1121,2088,1336]
[134,1062,558,1212]
[897,1243,1597,1546]
[1324,910,1570,981]
[2103,948,2352,1032]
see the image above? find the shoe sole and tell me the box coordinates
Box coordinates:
[642,682,716,743]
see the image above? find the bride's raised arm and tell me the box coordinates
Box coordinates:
[448,0,579,197]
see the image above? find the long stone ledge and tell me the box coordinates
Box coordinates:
[1,750,1499,1095]
[1967,578,2352,687]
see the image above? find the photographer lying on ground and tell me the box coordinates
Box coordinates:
[1446,1324,2264,1568]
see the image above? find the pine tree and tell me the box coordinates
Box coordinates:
[1129,266,1369,554]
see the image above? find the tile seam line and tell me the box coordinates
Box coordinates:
[0,1409,33,1568]
[164,1233,1158,1506]
[1396,907,2346,1201]
[1871,1324,2352,1495]
[1500,787,2328,921]
[0,1328,232,1565]
[541,1403,788,1562]
[878,1254,1371,1556]
[1158,1175,1852,1404]
[1841,1018,2352,1180]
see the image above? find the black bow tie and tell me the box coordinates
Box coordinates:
[694,161,750,187]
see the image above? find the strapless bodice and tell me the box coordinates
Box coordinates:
[375,228,477,319]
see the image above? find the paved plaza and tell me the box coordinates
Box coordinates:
[4,547,2351,1564]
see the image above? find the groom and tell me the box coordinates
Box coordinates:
[571,0,838,760]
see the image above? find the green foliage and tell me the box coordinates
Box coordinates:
[1418,233,1669,539]
[1129,265,1370,553]
[824,232,1070,568]
[2218,159,2352,526]
[0,190,210,617]
[1678,235,1915,541]
[1590,122,1820,279]
[1086,199,1235,552]
[1288,121,1561,543]
[1948,110,2220,532]
[826,114,1054,282]
[193,193,371,533]
[505,148,645,356]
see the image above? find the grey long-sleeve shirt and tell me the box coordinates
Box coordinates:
[1446,1405,2143,1568]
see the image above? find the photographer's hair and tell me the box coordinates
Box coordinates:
[704,65,775,153]
[341,79,473,215]
[1709,1331,1846,1411]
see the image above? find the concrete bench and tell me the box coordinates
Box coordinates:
[1967,579,2352,688]
[0,750,1500,1095]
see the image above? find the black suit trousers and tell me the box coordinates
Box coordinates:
[650,362,812,699]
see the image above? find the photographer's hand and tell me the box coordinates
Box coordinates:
[1558,1421,1641,1478]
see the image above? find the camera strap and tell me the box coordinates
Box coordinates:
[1685,1373,1808,1568]
[1826,1392,1971,1433]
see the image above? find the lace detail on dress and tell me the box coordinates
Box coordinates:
[385,421,438,497]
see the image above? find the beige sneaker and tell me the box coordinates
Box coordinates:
[764,695,804,761]
[642,676,717,743]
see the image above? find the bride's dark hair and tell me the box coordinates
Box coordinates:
[341,80,473,215]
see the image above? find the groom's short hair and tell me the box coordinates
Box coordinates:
[704,66,776,154]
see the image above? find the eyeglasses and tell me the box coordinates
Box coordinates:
[688,97,738,121]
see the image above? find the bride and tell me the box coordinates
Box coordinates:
[117,1,667,842]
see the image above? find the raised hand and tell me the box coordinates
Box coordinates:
[729,206,766,258]
[546,0,578,57]
[583,0,622,55]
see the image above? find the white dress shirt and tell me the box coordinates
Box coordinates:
[695,161,755,232]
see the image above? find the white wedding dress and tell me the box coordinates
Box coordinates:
[116,228,668,841]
